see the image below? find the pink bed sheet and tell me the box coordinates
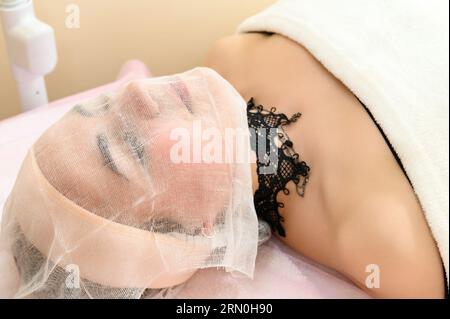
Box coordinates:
[0,61,369,299]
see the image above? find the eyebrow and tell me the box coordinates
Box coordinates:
[73,97,110,117]
[96,134,121,175]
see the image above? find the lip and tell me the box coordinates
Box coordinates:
[170,78,193,113]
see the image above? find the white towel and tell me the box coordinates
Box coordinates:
[238,0,449,286]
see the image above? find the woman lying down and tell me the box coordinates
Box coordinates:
[2,1,448,299]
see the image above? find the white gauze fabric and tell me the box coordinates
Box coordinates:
[1,67,259,299]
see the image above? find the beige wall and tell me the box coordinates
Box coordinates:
[0,0,274,120]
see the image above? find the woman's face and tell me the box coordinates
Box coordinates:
[34,67,245,233]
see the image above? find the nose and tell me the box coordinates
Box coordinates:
[120,81,160,120]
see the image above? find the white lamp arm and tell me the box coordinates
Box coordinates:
[0,0,58,112]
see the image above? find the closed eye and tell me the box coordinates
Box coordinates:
[123,131,146,167]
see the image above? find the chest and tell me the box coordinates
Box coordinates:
[222,34,412,262]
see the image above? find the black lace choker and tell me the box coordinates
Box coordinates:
[247,98,310,237]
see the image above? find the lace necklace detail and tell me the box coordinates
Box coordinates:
[247,98,310,237]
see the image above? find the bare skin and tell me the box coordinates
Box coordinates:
[205,33,445,298]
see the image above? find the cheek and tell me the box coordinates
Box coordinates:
[144,125,232,228]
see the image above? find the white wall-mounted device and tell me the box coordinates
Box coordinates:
[0,0,57,112]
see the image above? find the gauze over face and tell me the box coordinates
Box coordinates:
[1,67,259,298]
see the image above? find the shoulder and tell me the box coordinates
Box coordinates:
[204,33,274,77]
[206,33,270,57]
